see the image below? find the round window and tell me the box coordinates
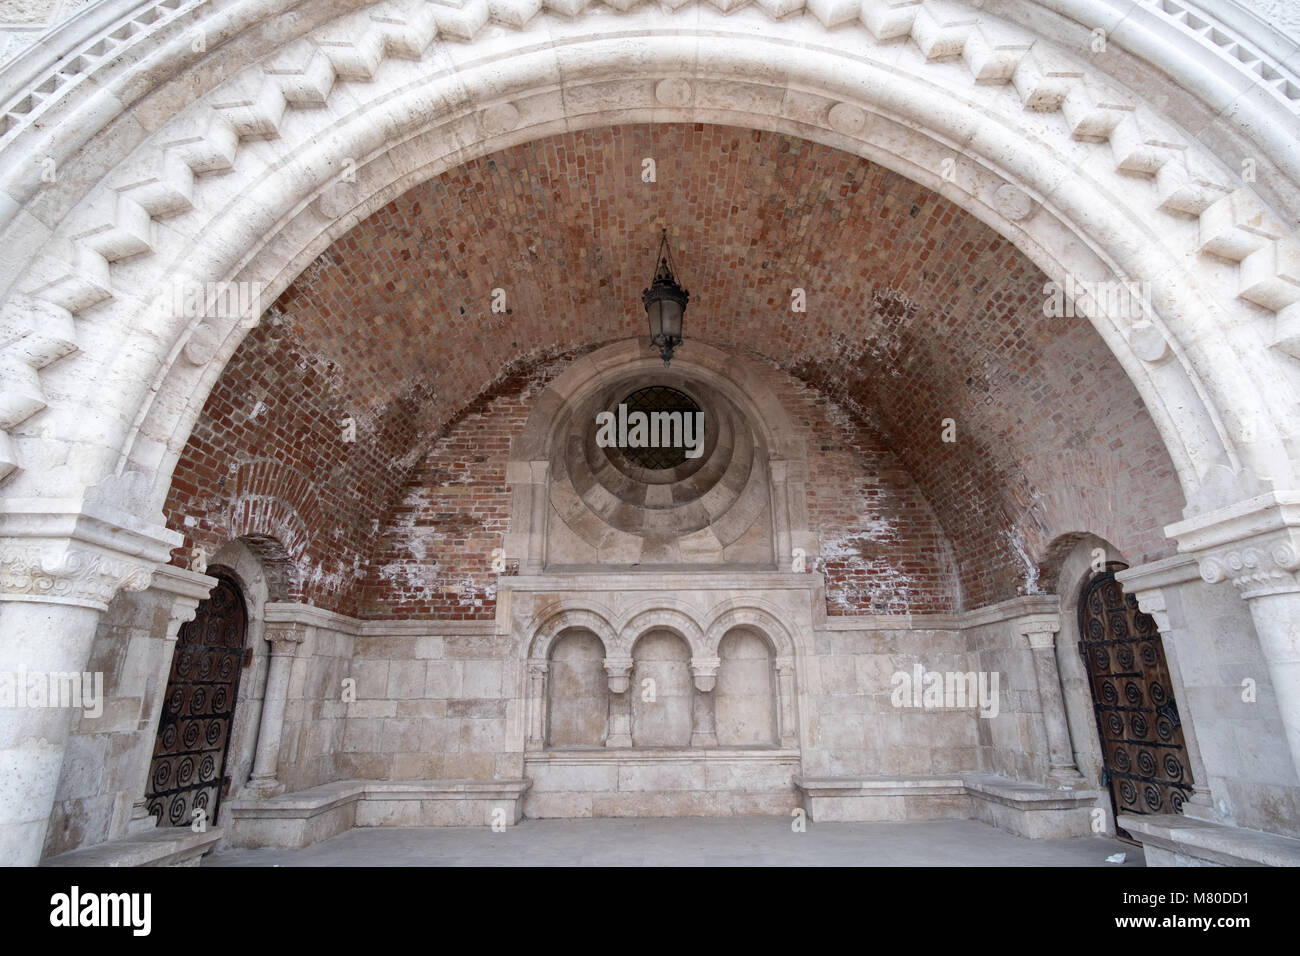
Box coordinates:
[612,386,703,471]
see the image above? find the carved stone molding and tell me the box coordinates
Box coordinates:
[0,544,155,610]
[0,476,183,610]
[1196,535,1300,598]
[1166,492,1300,599]
[1115,553,1205,633]
[148,563,219,642]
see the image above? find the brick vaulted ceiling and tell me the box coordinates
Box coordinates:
[164,123,1184,616]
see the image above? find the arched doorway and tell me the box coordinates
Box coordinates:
[1078,565,1193,840]
[145,569,250,829]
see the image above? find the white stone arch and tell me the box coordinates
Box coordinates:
[523,604,619,662]
[521,603,620,749]
[0,2,1294,519]
[621,605,708,661]
[703,603,803,663]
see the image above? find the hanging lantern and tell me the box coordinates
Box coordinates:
[642,228,689,367]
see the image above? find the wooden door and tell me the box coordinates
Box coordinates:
[1079,568,1193,838]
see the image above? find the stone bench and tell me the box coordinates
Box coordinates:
[1119,813,1300,867]
[794,773,1102,838]
[227,779,531,849]
[42,826,223,867]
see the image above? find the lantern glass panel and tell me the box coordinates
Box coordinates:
[646,299,664,339]
[660,299,682,340]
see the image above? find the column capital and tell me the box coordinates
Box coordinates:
[603,657,633,694]
[1114,553,1203,633]
[1015,614,1061,648]
[147,564,219,642]
[1166,492,1300,599]
[263,621,307,655]
[0,477,182,611]
[690,655,720,692]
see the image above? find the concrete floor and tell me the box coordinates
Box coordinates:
[204,818,1144,866]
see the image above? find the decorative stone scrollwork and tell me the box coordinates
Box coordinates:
[826,102,868,136]
[0,545,154,609]
[264,621,308,655]
[182,322,221,366]
[1197,535,1300,598]
[992,183,1034,222]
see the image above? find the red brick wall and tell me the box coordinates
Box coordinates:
[162,315,435,614]
[355,354,574,619]
[164,123,1183,616]
[353,357,961,619]
[755,363,959,614]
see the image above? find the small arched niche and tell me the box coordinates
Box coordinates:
[631,629,693,747]
[546,628,609,748]
[715,627,777,747]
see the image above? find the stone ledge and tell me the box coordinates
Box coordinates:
[531,748,800,765]
[525,749,800,817]
[227,779,531,849]
[795,774,966,796]
[794,774,1102,838]
[41,826,222,867]
[1120,813,1300,867]
[963,773,1102,810]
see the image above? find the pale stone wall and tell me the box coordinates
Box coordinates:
[715,630,777,748]
[969,619,1051,783]
[803,625,979,778]
[340,624,515,783]
[546,631,606,748]
[1153,573,1300,833]
[275,621,354,794]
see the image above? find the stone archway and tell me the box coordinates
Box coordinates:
[1,2,1296,513]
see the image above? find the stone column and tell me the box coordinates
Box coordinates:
[775,657,797,748]
[1018,618,1086,788]
[126,564,218,832]
[245,622,306,795]
[526,661,548,748]
[1167,493,1300,779]
[604,657,632,748]
[690,656,719,748]
[0,477,181,865]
